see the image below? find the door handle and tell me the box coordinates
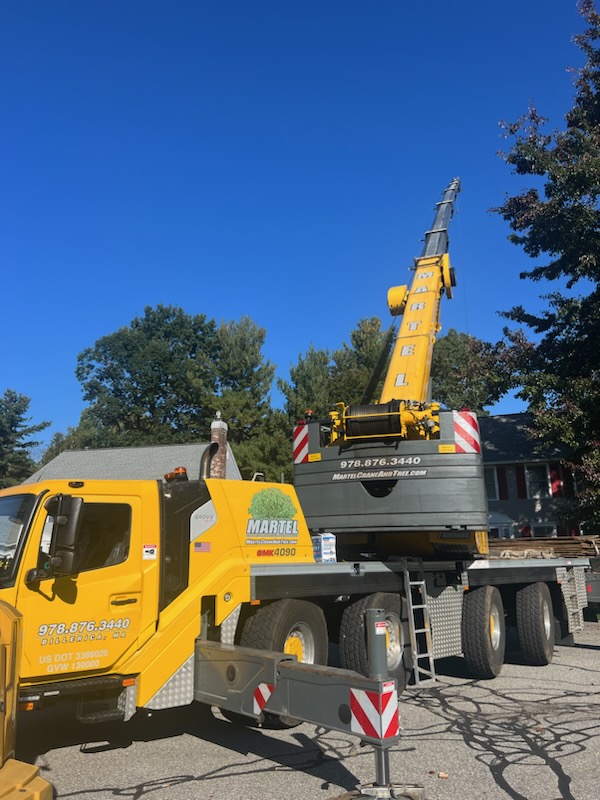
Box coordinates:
[110,598,138,606]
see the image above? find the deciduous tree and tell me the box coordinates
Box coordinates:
[494,0,600,528]
[74,305,219,446]
[431,329,513,414]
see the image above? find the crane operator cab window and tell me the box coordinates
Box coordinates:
[40,502,132,574]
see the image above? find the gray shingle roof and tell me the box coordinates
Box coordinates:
[479,413,570,463]
[25,442,241,483]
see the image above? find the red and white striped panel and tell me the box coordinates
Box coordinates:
[453,411,481,454]
[253,683,274,715]
[293,422,309,464]
[350,681,399,740]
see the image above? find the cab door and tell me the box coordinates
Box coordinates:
[16,493,145,681]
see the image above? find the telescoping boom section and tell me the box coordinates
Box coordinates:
[331,178,460,444]
[380,177,459,408]
[293,180,489,557]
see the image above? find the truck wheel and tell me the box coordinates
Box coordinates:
[239,598,328,664]
[339,592,410,692]
[234,599,328,729]
[462,585,505,678]
[516,582,555,665]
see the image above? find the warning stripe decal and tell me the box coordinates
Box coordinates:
[453,411,481,454]
[350,685,399,739]
[293,423,309,464]
[252,683,274,715]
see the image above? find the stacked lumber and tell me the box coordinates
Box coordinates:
[488,535,600,559]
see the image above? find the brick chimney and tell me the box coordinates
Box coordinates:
[210,411,228,479]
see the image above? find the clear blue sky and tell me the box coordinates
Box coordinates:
[1,1,587,452]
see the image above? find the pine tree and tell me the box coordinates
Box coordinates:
[0,390,49,487]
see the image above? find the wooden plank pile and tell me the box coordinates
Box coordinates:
[488,535,600,559]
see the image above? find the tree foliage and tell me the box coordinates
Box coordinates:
[330,317,388,405]
[215,316,275,444]
[494,0,600,528]
[278,318,388,422]
[47,306,287,482]
[278,345,333,421]
[431,329,514,414]
[40,410,110,464]
[231,409,295,483]
[212,317,285,482]
[0,390,49,487]
[75,305,219,446]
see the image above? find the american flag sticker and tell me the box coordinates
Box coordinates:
[194,541,211,553]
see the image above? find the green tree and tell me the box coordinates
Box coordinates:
[214,317,289,482]
[494,0,600,528]
[0,390,50,487]
[75,305,219,446]
[278,317,389,423]
[216,317,275,445]
[231,409,294,483]
[431,329,513,414]
[40,409,108,464]
[47,308,287,481]
[330,317,388,405]
[277,345,333,421]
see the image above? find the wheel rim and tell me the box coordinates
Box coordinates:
[284,622,316,662]
[542,598,552,639]
[489,606,501,650]
[384,612,403,671]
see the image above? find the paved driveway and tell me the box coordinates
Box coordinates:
[17,622,600,800]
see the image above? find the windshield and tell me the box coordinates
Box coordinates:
[0,494,36,585]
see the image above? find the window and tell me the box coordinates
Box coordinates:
[525,464,551,499]
[532,525,557,538]
[0,494,36,584]
[70,503,131,572]
[484,467,498,501]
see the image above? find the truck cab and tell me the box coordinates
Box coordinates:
[0,476,317,720]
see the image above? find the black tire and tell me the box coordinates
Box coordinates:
[462,585,505,678]
[237,599,328,728]
[339,592,410,693]
[239,598,328,663]
[516,582,555,665]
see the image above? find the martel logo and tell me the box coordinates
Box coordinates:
[245,488,298,538]
[247,518,299,536]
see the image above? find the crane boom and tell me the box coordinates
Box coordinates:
[421,178,460,258]
[328,179,460,444]
[380,178,460,405]
[293,179,489,557]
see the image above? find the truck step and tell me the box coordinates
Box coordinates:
[77,708,125,725]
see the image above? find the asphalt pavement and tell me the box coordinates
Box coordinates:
[17,621,600,800]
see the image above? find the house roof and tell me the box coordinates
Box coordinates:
[25,442,242,483]
[479,413,570,464]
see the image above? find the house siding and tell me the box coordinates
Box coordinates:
[480,413,577,538]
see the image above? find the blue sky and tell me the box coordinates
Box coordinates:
[1,1,588,452]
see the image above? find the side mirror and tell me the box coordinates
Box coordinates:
[44,494,84,577]
[25,566,52,584]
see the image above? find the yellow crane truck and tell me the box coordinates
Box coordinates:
[0,181,590,729]
[0,451,589,726]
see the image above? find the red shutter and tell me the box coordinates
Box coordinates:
[496,467,509,501]
[515,465,527,499]
[549,462,562,497]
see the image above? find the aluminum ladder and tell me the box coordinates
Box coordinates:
[404,568,436,685]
